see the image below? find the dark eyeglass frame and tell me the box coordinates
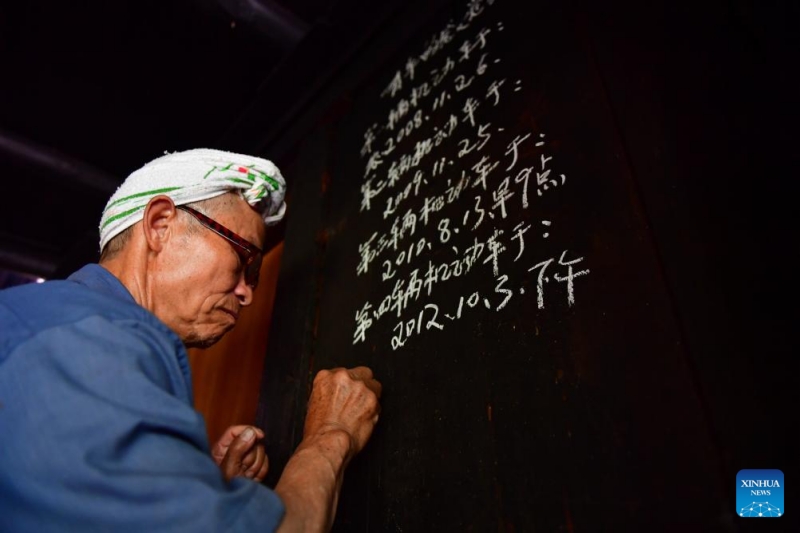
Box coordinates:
[177,205,263,288]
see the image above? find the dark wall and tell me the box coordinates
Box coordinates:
[256,0,796,530]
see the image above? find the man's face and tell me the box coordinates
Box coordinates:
[153,196,266,348]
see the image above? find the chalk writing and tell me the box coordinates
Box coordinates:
[351,0,589,349]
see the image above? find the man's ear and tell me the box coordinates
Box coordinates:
[142,195,178,252]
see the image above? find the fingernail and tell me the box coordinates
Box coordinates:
[242,428,255,442]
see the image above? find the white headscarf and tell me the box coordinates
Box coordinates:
[99,148,287,251]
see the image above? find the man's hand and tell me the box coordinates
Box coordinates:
[302,366,382,460]
[211,425,269,483]
[274,366,382,532]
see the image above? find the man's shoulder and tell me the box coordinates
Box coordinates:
[0,276,165,357]
[2,275,137,320]
[0,273,191,402]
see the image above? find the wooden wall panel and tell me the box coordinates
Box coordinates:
[254,0,795,529]
[188,242,284,445]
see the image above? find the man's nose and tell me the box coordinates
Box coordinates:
[234,274,254,306]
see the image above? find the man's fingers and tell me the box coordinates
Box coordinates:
[214,425,263,454]
[229,425,263,440]
[365,377,382,398]
[347,366,373,381]
[219,426,259,481]
[254,452,269,482]
[242,449,258,470]
[316,366,382,403]
[245,444,265,478]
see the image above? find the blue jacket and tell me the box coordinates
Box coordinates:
[0,264,284,531]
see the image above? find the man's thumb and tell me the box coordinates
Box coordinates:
[220,427,257,480]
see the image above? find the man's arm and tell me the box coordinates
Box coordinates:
[275,366,382,533]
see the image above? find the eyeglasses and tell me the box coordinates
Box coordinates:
[177,205,263,288]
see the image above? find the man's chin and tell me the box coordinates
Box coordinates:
[185,336,221,349]
[183,325,233,349]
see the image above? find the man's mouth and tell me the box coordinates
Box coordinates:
[221,308,239,321]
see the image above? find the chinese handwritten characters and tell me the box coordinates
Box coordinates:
[353,0,589,349]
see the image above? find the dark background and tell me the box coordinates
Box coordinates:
[254,0,797,531]
[0,0,404,279]
[1,0,797,530]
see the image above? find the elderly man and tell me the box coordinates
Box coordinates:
[0,149,381,532]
